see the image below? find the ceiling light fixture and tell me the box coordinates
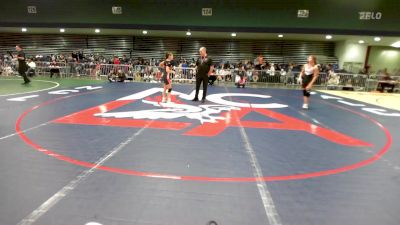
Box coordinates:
[391,41,400,48]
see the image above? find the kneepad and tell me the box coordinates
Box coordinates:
[303,89,311,97]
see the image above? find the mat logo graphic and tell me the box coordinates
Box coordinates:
[53,88,371,147]
[95,99,240,124]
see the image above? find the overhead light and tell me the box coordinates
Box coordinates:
[325,35,332,40]
[278,34,283,38]
[391,41,400,48]
[186,30,191,36]
[358,40,365,44]
[21,28,27,32]
[231,33,237,37]
[60,28,65,33]
[95,29,100,33]
[142,30,147,35]
[374,37,381,42]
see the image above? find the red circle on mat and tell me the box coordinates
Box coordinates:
[16,93,392,182]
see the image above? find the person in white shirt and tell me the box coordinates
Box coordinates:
[27,62,36,76]
[327,69,339,86]
[299,55,319,109]
[269,63,276,76]
[27,58,36,68]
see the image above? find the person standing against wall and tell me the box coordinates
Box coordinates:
[255,54,264,70]
[299,55,319,109]
[15,45,30,84]
[193,47,214,103]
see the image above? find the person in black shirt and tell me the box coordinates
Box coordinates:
[15,45,30,84]
[193,47,214,103]
[71,51,78,61]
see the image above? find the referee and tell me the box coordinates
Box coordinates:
[192,47,214,103]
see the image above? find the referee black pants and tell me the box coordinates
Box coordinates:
[194,75,209,100]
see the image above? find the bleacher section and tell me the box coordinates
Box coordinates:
[0,34,338,65]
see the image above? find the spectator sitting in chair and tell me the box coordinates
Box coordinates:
[327,69,340,87]
[49,60,60,78]
[26,58,36,77]
[108,69,126,82]
[235,65,247,88]
[377,69,395,93]
[208,68,217,85]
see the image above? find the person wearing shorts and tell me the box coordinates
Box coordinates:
[159,52,175,103]
[299,55,319,109]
